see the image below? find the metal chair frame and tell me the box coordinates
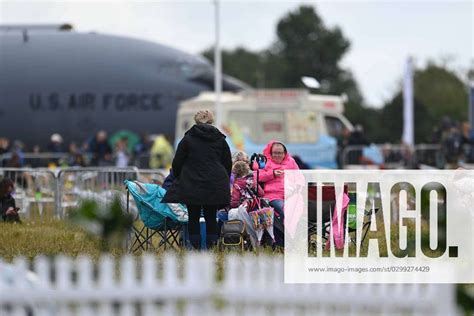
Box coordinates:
[126,188,185,253]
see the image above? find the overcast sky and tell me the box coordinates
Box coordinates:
[1,0,472,107]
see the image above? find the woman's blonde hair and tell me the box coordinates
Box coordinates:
[232,161,250,178]
[194,110,214,124]
[232,151,249,164]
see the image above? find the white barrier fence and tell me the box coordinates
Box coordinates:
[0,254,458,315]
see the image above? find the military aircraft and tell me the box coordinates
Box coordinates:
[0,24,248,148]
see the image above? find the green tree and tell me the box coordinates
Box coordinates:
[202,47,266,88]
[378,63,468,143]
[203,6,362,94]
[275,6,349,90]
[414,63,468,122]
[376,94,434,143]
[202,5,367,125]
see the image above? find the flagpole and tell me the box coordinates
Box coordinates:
[213,0,222,130]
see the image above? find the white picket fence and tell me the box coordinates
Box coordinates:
[0,254,458,315]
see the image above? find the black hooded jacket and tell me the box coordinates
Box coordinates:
[162,124,232,207]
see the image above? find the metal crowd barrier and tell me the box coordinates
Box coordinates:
[413,144,443,169]
[56,167,139,218]
[0,168,57,219]
[415,144,474,169]
[137,168,168,184]
[0,167,141,220]
[341,144,409,169]
[2,142,472,220]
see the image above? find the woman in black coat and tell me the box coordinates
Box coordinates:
[162,110,232,249]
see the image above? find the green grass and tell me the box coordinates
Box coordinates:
[0,219,276,260]
[1,218,442,260]
[0,219,125,261]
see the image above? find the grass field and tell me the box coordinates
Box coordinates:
[0,217,439,260]
[0,219,126,261]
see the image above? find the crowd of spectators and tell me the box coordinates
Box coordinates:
[0,130,173,169]
[1,116,474,170]
[430,118,474,168]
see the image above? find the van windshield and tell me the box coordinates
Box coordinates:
[324,115,346,138]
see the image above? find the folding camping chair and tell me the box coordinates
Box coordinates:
[308,199,334,251]
[307,185,345,251]
[308,185,379,251]
[347,207,380,248]
[124,180,188,253]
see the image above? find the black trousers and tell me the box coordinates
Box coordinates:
[186,204,218,236]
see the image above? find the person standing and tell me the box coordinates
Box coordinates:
[114,138,130,168]
[346,124,369,165]
[149,134,174,169]
[89,130,113,166]
[162,110,232,250]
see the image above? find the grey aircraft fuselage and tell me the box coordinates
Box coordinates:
[0,26,246,148]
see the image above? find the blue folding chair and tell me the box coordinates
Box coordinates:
[124,180,188,252]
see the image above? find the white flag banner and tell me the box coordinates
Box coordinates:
[469,84,474,126]
[402,57,414,146]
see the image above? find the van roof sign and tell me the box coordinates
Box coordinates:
[245,89,308,99]
[323,101,336,109]
[180,89,345,114]
[243,89,308,102]
[243,89,308,106]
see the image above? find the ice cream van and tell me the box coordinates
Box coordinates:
[176,89,353,168]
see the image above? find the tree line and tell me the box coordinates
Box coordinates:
[202,5,471,143]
